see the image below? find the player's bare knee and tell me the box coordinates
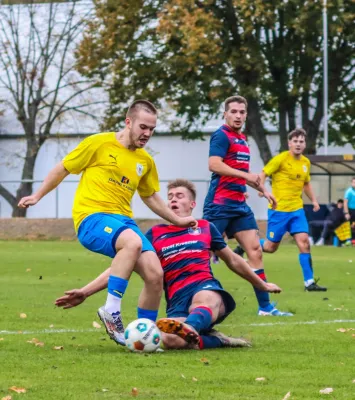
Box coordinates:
[143,260,163,292]
[267,243,279,253]
[249,245,263,260]
[299,240,310,253]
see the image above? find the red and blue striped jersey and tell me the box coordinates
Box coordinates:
[203,124,250,219]
[145,219,226,303]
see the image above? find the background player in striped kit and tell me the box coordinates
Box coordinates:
[203,96,292,316]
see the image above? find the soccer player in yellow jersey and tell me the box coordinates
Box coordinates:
[260,128,327,292]
[18,100,197,345]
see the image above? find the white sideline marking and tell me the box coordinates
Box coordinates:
[1,319,355,335]
[222,319,355,328]
[0,328,98,335]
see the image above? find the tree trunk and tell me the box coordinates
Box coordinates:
[11,139,40,217]
[278,102,288,152]
[246,97,272,165]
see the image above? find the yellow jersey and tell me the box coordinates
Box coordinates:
[62,132,160,231]
[263,151,311,212]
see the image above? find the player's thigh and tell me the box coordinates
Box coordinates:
[266,209,289,243]
[134,250,163,284]
[189,290,224,321]
[124,218,156,253]
[234,229,260,254]
[77,213,140,258]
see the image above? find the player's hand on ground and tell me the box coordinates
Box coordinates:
[264,192,277,209]
[264,283,282,293]
[176,216,198,229]
[18,194,40,208]
[55,289,87,309]
[246,173,261,187]
[312,202,320,212]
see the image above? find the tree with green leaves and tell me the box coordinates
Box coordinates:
[76,0,354,163]
[0,1,103,216]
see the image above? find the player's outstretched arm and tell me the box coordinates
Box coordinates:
[18,162,69,208]
[55,268,110,309]
[141,192,197,228]
[216,247,282,293]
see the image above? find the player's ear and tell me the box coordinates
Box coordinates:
[190,201,196,210]
[125,117,132,129]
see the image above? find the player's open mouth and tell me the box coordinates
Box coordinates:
[171,205,179,210]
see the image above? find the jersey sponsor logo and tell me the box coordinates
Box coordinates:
[108,177,133,192]
[104,226,113,234]
[188,227,201,235]
[136,163,144,176]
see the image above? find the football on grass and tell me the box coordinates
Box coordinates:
[124,318,162,352]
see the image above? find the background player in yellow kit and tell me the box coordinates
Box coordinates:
[260,129,327,291]
[18,100,197,345]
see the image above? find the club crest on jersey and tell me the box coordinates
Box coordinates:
[303,165,308,172]
[188,227,201,235]
[136,163,144,176]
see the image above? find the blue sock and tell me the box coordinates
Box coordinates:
[260,239,265,251]
[253,269,272,311]
[185,307,213,333]
[108,275,128,298]
[137,307,158,322]
[199,335,223,349]
[299,253,314,284]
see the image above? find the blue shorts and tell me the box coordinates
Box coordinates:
[167,279,236,330]
[267,209,309,243]
[77,213,155,258]
[206,205,258,239]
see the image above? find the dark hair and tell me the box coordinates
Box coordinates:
[126,100,157,119]
[167,179,196,200]
[224,95,248,111]
[337,199,344,204]
[288,128,307,141]
[352,177,355,181]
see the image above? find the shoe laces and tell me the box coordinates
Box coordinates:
[111,312,124,332]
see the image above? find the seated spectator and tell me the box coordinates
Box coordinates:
[309,199,347,246]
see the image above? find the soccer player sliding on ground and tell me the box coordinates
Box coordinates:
[18,100,197,346]
[56,180,282,350]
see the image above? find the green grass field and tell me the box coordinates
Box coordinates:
[0,241,354,400]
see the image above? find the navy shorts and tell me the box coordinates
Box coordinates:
[267,208,309,243]
[77,213,155,258]
[167,279,236,330]
[206,205,258,239]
